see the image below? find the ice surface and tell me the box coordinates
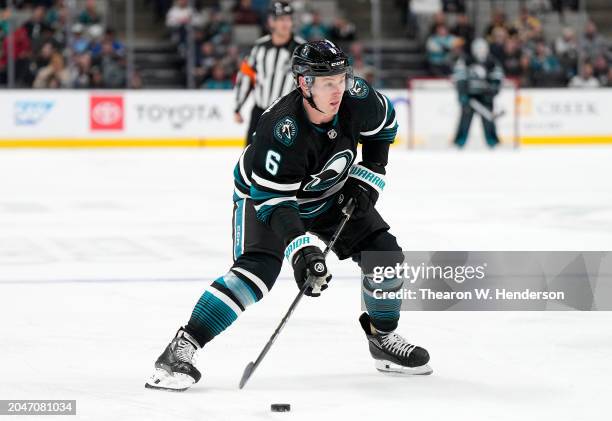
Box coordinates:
[0,148,610,420]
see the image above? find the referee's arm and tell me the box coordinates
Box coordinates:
[234,45,258,122]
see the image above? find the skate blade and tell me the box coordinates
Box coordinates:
[375,359,433,376]
[145,368,195,392]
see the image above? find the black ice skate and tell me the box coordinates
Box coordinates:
[359,313,433,375]
[145,328,202,391]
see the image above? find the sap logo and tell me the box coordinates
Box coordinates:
[14,101,54,126]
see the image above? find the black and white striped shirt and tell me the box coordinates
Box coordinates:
[234,34,305,113]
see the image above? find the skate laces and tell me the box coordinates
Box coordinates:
[175,338,197,364]
[380,332,416,358]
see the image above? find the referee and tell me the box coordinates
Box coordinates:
[233,1,304,146]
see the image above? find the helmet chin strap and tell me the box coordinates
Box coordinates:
[304,89,325,114]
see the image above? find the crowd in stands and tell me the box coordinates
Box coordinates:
[0,0,130,88]
[163,0,357,89]
[3,0,611,89]
[425,3,611,87]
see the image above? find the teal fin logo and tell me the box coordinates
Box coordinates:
[348,77,369,99]
[274,116,299,146]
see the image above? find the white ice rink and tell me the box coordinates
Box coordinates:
[1,147,611,420]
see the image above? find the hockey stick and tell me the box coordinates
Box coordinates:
[469,98,505,122]
[239,199,356,389]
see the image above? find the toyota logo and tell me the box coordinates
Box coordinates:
[92,101,122,125]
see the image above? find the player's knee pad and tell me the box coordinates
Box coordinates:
[226,252,282,302]
[352,229,403,267]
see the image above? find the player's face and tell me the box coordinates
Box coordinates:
[270,15,293,38]
[311,73,346,115]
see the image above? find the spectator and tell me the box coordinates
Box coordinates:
[569,62,600,88]
[428,11,447,36]
[166,0,193,32]
[0,8,10,37]
[194,41,217,85]
[233,0,260,25]
[555,26,578,79]
[1,25,32,86]
[501,36,523,78]
[529,41,563,86]
[329,17,356,47]
[300,11,330,41]
[96,39,125,88]
[202,63,232,89]
[78,0,102,26]
[485,10,513,40]
[70,23,89,55]
[489,27,508,63]
[91,28,124,58]
[451,13,474,52]
[29,40,54,80]
[166,0,195,53]
[592,54,609,85]
[45,0,64,27]
[513,7,541,42]
[519,52,532,86]
[46,1,68,48]
[89,64,104,88]
[426,23,457,76]
[202,9,231,45]
[24,5,52,44]
[32,51,70,88]
[219,44,240,82]
[70,52,93,88]
[579,21,609,62]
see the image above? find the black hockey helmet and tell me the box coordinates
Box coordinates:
[292,40,354,97]
[269,1,293,17]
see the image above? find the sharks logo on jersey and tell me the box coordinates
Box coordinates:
[303,150,354,192]
[348,77,369,99]
[274,116,298,147]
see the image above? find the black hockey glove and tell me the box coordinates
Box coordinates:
[285,235,331,297]
[338,162,386,218]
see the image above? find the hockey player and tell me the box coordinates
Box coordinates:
[452,38,505,148]
[146,40,431,392]
[234,1,304,146]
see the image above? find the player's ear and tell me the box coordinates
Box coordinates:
[298,75,310,96]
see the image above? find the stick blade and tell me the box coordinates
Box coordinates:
[239,361,255,389]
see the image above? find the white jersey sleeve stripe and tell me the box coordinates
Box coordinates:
[360,93,389,137]
[252,173,302,191]
[253,196,297,211]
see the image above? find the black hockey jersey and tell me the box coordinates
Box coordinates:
[232,77,397,229]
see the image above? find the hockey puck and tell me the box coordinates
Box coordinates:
[271,404,291,412]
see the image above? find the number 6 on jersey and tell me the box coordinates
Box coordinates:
[265,150,282,175]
